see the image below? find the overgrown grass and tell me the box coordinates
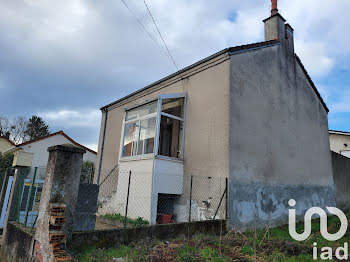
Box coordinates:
[101,213,149,226]
[75,212,350,261]
[77,245,147,262]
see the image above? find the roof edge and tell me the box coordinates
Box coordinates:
[295,54,329,113]
[329,130,350,136]
[101,39,280,111]
[17,130,97,155]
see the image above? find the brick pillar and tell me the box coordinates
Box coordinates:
[34,145,85,262]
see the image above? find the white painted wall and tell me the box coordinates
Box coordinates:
[341,151,350,158]
[19,134,97,167]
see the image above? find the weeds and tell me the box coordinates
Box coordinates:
[100,213,149,226]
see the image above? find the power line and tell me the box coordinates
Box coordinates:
[120,0,172,61]
[143,0,179,71]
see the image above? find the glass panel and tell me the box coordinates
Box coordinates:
[138,117,156,155]
[125,101,157,121]
[161,98,184,118]
[122,121,139,157]
[158,115,183,158]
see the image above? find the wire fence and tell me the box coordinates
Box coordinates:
[2,165,228,232]
[78,168,228,231]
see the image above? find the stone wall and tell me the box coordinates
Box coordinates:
[69,219,226,250]
[0,221,35,262]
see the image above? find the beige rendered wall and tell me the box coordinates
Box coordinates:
[330,133,350,154]
[0,138,13,154]
[96,53,230,179]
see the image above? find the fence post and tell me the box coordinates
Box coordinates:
[24,167,37,226]
[188,175,193,222]
[225,177,228,220]
[213,179,227,220]
[124,170,132,230]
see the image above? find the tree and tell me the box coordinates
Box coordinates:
[80,161,95,183]
[0,116,28,144]
[24,116,50,141]
[0,153,14,171]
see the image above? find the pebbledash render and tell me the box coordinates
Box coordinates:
[95,3,335,227]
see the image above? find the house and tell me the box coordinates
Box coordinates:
[95,1,335,227]
[4,130,97,167]
[0,132,15,155]
[329,130,350,158]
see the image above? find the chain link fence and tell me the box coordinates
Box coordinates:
[2,165,228,232]
[76,168,228,231]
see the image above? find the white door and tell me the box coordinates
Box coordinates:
[0,176,14,228]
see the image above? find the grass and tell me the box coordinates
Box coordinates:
[74,212,350,261]
[77,245,147,262]
[101,213,149,226]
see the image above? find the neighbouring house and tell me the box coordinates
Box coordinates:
[4,130,97,167]
[0,132,14,155]
[95,2,335,227]
[329,130,350,158]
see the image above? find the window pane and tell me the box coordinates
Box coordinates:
[158,116,183,158]
[122,121,139,157]
[161,98,184,118]
[125,101,157,121]
[138,117,156,155]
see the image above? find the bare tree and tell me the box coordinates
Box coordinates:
[0,116,11,135]
[11,116,28,144]
[0,115,28,144]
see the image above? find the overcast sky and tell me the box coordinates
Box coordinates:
[1,0,350,151]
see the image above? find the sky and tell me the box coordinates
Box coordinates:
[0,0,349,151]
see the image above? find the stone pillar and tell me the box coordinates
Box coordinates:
[34,145,85,262]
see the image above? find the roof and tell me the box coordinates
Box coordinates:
[0,136,15,146]
[17,130,97,154]
[101,39,328,114]
[329,130,350,136]
[101,39,280,110]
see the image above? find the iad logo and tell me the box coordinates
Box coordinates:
[288,199,348,260]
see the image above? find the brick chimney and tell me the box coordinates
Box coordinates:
[263,0,294,53]
[271,0,278,15]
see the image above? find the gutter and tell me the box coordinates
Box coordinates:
[97,109,108,184]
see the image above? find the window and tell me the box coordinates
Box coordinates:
[122,101,157,158]
[121,95,186,160]
[122,121,139,157]
[138,117,156,155]
[158,97,185,159]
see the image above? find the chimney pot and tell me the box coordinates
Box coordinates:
[271,0,278,15]
[5,132,10,139]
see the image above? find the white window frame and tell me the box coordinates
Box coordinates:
[119,93,187,162]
